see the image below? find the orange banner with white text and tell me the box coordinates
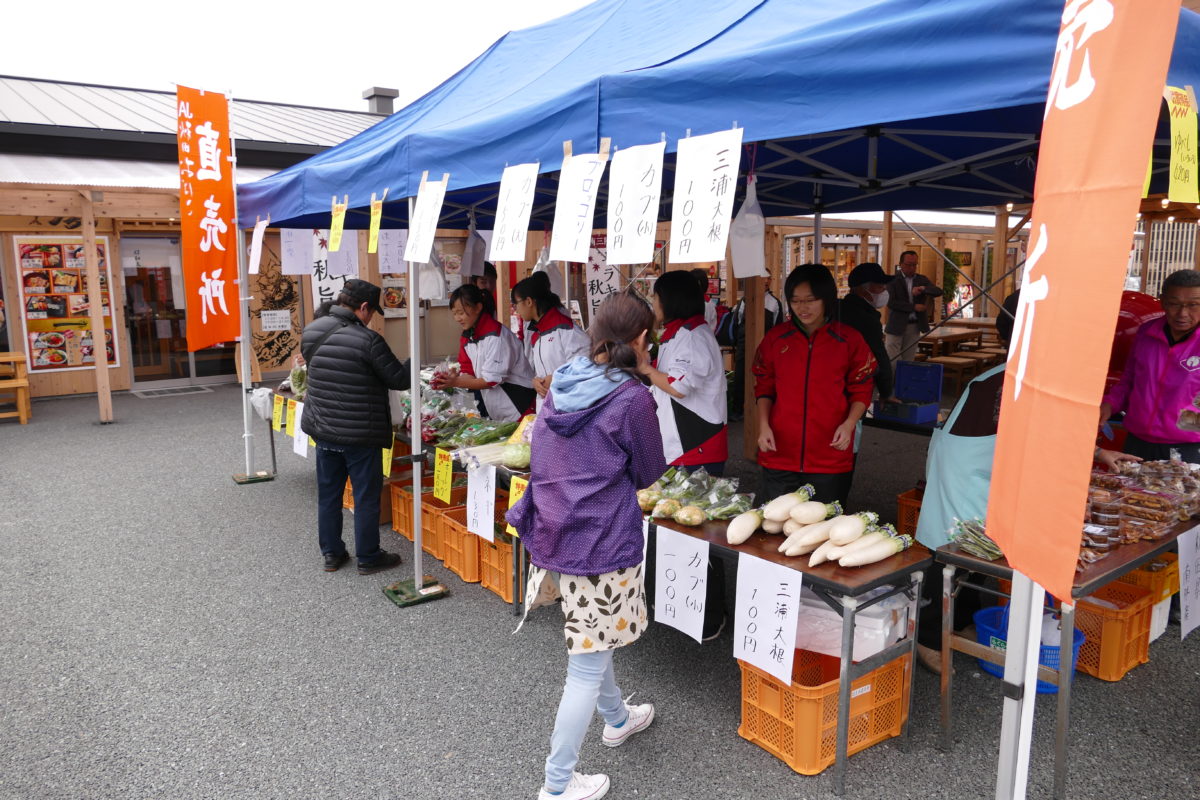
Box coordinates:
[176,85,240,351]
[986,0,1182,602]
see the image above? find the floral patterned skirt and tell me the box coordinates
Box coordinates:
[520,564,648,655]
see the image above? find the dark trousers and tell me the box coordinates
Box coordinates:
[315,441,384,564]
[1123,432,1200,464]
[917,564,985,649]
[760,466,854,507]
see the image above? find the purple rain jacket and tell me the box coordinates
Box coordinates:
[506,363,666,576]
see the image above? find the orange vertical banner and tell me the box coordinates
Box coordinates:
[986,0,1182,602]
[176,85,240,352]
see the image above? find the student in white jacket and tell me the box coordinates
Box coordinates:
[512,273,590,410]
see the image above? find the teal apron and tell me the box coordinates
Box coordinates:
[915,364,1005,549]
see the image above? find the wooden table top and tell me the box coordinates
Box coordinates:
[923,326,980,341]
[943,317,997,329]
[653,517,933,596]
[0,351,27,363]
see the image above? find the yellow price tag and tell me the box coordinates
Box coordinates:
[382,436,394,478]
[309,436,316,447]
[433,448,454,503]
[368,195,384,253]
[329,195,348,252]
[506,476,528,536]
[272,394,284,431]
[285,399,298,437]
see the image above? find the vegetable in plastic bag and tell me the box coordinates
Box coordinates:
[502,442,531,469]
[672,505,707,526]
[651,498,682,518]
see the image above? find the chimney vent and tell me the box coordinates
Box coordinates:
[362,87,400,115]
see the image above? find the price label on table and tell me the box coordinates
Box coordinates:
[654,526,710,643]
[382,436,395,477]
[506,476,528,536]
[291,402,308,458]
[285,399,298,437]
[433,448,454,503]
[272,394,284,431]
[467,464,496,542]
[1178,524,1200,640]
[733,554,800,685]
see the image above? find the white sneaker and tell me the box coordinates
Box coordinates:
[602,699,656,747]
[537,771,609,800]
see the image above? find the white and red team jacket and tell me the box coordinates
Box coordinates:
[458,313,536,422]
[651,314,728,466]
[529,307,590,410]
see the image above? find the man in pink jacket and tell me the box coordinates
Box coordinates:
[1101,269,1200,462]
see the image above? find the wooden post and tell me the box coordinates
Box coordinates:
[361,230,384,336]
[80,192,113,422]
[1140,218,1153,293]
[743,227,782,459]
[496,254,510,330]
[882,211,894,273]
[858,229,871,264]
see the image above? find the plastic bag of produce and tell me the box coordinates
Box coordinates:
[502,442,531,469]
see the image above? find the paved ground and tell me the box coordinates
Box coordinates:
[1,385,1196,800]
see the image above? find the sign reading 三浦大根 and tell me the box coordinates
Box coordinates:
[668,128,743,264]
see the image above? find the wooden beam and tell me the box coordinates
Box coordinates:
[79,192,113,422]
[993,205,1009,314]
[882,211,894,273]
[0,189,80,217]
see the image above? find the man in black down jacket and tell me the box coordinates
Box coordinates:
[837,262,894,400]
[300,279,410,575]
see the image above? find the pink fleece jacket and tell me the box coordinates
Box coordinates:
[1103,318,1200,444]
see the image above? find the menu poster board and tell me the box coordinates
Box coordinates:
[14,236,120,372]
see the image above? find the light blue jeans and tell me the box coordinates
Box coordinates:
[544,649,628,792]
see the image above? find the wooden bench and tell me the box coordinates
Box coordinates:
[926,355,976,395]
[955,351,1000,370]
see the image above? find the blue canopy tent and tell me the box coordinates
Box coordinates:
[238,0,1200,229]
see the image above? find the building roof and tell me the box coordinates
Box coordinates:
[0,152,277,189]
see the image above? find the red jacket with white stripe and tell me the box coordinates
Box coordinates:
[753,318,875,473]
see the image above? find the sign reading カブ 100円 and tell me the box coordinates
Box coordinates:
[176,85,240,352]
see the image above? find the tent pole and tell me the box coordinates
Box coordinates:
[812,212,823,266]
[994,571,1044,800]
[409,195,424,588]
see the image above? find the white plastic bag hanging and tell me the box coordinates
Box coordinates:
[418,248,449,300]
[461,211,486,279]
[730,176,767,278]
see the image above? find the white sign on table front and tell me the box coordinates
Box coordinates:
[654,525,709,643]
[491,162,540,262]
[260,309,291,332]
[1178,525,1200,640]
[292,402,309,458]
[549,153,607,263]
[378,229,409,274]
[607,141,665,266]
[733,553,800,685]
[248,217,270,275]
[280,228,310,275]
[467,464,497,542]
[668,128,743,263]
[404,174,449,265]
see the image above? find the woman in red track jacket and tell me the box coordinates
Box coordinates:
[753,263,876,506]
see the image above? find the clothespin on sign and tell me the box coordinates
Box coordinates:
[1188,85,1199,113]
[598,136,612,161]
[562,140,573,163]
[420,170,430,187]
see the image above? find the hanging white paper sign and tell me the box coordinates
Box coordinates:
[669,128,744,263]
[248,217,269,275]
[550,153,607,263]
[732,553,800,685]
[326,233,359,276]
[491,163,540,262]
[607,141,665,266]
[281,228,310,275]
[1178,525,1200,640]
[653,525,710,643]
[467,464,497,543]
[378,229,409,274]
[404,174,449,265]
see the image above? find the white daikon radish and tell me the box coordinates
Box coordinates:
[793,517,838,548]
[807,538,841,567]
[761,484,816,522]
[778,528,806,553]
[726,510,764,545]
[787,501,829,525]
[839,534,913,567]
[833,530,891,558]
[762,517,785,534]
[827,511,880,546]
[783,518,804,535]
[782,538,822,558]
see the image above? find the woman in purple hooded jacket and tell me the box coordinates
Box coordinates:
[507,292,667,800]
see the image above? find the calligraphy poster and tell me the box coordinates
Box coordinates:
[585,235,620,326]
[404,175,449,265]
[732,554,800,685]
[176,85,239,351]
[491,163,541,262]
[668,128,743,263]
[607,141,666,266]
[550,153,607,263]
[325,232,359,276]
[378,229,409,274]
[13,235,119,372]
[1164,85,1199,204]
[280,228,310,275]
[986,0,1180,602]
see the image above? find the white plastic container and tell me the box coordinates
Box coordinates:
[794,587,909,661]
[1149,596,1172,642]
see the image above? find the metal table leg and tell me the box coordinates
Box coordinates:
[832,593,859,796]
[1053,602,1075,800]
[266,415,277,475]
[940,564,957,751]
[899,569,924,753]
[512,537,525,616]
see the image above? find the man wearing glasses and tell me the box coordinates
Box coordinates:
[1101,269,1200,462]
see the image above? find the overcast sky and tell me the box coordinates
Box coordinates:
[1,0,594,111]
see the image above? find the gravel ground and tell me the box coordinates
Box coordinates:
[0,385,1196,800]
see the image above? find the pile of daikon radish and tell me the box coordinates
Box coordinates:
[725,485,913,568]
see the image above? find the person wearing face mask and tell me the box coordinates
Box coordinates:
[837,262,894,401]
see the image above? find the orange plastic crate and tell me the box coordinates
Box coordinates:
[895,489,923,539]
[441,507,482,582]
[1116,552,1179,603]
[391,476,466,559]
[479,533,523,603]
[738,649,911,775]
[390,477,435,541]
[1075,581,1154,681]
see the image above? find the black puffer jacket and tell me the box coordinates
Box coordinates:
[299,306,410,447]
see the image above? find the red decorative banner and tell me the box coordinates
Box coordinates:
[176,85,239,351]
[986,0,1181,602]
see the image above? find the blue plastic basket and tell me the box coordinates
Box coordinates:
[973,606,1085,694]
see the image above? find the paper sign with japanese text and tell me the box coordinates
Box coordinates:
[669,128,743,263]
[285,398,298,437]
[404,174,449,265]
[329,198,348,252]
[280,228,310,275]
[491,163,541,261]
[368,195,385,253]
[312,235,350,313]
[585,236,620,325]
[733,554,800,685]
[607,141,665,266]
[260,309,290,332]
[1165,85,1199,204]
[986,0,1180,602]
[292,403,309,458]
[272,394,284,431]
[506,476,528,536]
[382,436,395,478]
[433,448,454,503]
[1178,525,1200,640]
[248,217,269,275]
[378,229,409,274]
[467,464,497,542]
[653,525,709,643]
[322,229,358,276]
[550,153,608,263]
[176,85,239,351]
